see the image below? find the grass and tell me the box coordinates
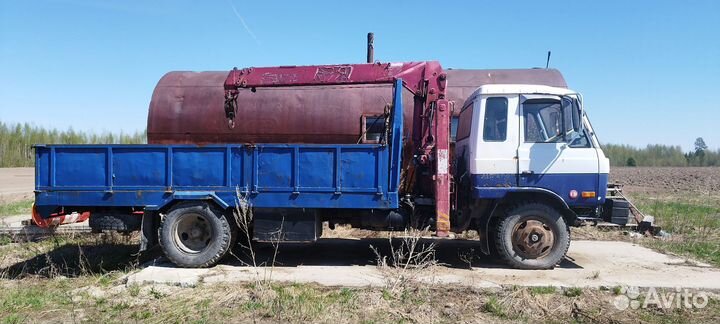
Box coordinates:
[0,200,33,217]
[563,287,583,297]
[482,296,508,318]
[632,197,720,234]
[630,194,720,266]
[0,233,139,278]
[0,251,716,324]
[529,286,556,295]
[646,240,720,266]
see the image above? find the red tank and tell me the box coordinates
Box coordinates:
[147,68,566,144]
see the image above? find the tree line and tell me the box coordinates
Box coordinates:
[1,120,718,168]
[0,120,145,167]
[604,138,720,167]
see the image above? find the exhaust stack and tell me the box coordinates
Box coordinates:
[367,32,374,63]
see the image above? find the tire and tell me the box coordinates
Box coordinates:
[494,202,570,269]
[158,202,236,268]
[89,213,141,232]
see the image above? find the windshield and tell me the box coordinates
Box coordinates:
[523,97,581,143]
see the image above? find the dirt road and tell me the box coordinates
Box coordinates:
[0,167,33,203]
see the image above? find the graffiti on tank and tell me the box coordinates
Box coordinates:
[261,72,299,85]
[314,66,353,82]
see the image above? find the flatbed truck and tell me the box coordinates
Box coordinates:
[33,61,626,269]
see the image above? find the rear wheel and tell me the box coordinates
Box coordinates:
[494,202,570,269]
[159,202,236,268]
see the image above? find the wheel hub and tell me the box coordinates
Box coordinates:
[173,213,213,254]
[511,218,555,259]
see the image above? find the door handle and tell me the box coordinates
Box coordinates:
[520,170,535,176]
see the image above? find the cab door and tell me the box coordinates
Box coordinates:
[516,95,600,206]
[468,95,520,188]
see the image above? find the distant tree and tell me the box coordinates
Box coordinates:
[695,137,708,153]
[694,137,708,166]
[626,157,637,167]
[0,120,146,167]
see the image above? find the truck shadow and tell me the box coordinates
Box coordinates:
[219,238,582,270]
[0,240,142,279]
[0,237,580,279]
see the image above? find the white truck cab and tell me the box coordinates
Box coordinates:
[454,84,611,269]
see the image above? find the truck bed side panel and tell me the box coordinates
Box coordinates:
[34,144,398,213]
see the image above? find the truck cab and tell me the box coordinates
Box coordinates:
[454,84,610,268]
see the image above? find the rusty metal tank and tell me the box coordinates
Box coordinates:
[147,68,567,144]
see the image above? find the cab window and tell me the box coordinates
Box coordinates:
[523,99,572,143]
[523,98,587,144]
[456,103,473,141]
[483,97,508,142]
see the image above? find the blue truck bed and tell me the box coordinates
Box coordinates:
[34,143,400,212]
[33,80,405,217]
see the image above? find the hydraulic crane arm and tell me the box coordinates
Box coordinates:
[222,61,452,236]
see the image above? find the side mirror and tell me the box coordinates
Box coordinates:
[572,97,583,133]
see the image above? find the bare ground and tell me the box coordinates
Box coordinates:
[0,167,33,204]
[610,166,720,195]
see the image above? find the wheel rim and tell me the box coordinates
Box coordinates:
[172,212,214,254]
[511,217,555,259]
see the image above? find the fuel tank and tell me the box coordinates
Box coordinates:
[147,68,566,144]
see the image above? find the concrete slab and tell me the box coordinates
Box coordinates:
[124,240,720,290]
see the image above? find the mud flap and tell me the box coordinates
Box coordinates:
[139,212,158,252]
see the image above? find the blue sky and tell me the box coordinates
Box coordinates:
[1,0,718,151]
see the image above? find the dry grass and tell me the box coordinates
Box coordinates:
[369,227,438,293]
[1,278,718,323]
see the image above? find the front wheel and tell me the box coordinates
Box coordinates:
[494,202,570,269]
[159,202,236,268]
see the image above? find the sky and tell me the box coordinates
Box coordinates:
[1,0,718,151]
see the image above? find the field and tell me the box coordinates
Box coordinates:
[1,167,719,323]
[606,167,720,267]
[610,167,720,195]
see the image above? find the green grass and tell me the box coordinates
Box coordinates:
[563,287,583,297]
[0,200,33,217]
[0,281,75,323]
[631,195,720,266]
[633,198,720,234]
[529,286,556,295]
[647,240,720,266]
[482,296,507,318]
